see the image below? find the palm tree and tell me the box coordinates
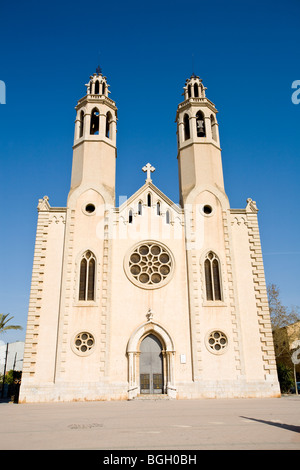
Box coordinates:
[0,314,23,334]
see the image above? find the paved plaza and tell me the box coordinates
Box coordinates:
[0,395,299,451]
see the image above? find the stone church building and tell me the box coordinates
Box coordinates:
[19,70,280,402]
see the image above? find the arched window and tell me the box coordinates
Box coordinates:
[147,193,151,207]
[156,202,161,216]
[102,82,106,94]
[184,114,190,140]
[79,251,96,301]
[204,252,222,301]
[138,201,143,215]
[196,111,206,137]
[211,114,217,141]
[129,209,133,224]
[94,80,100,94]
[90,108,100,135]
[194,83,199,97]
[166,210,170,224]
[188,84,192,98]
[79,110,84,138]
[106,111,112,138]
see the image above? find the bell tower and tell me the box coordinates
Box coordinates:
[70,66,117,204]
[176,74,225,206]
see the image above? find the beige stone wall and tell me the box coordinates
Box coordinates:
[53,188,106,384]
[20,198,66,397]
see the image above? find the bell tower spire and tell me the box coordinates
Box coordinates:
[176,74,225,206]
[70,67,117,204]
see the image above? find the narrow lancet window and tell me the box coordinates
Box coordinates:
[106,111,112,138]
[94,80,100,94]
[147,193,151,207]
[129,210,133,224]
[184,114,190,140]
[204,252,222,301]
[79,110,84,138]
[87,257,95,300]
[138,201,142,215]
[166,210,170,224]
[194,83,199,97]
[79,251,96,301]
[79,258,87,300]
[156,202,161,215]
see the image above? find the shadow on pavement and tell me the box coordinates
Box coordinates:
[241,416,300,434]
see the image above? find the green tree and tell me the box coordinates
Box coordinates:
[268,284,300,393]
[276,363,294,393]
[0,314,23,334]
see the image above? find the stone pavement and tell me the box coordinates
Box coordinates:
[0,395,299,451]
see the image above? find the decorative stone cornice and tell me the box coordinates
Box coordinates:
[246,198,258,213]
[37,195,50,211]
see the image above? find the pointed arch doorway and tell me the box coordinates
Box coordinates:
[127,320,176,399]
[140,334,163,394]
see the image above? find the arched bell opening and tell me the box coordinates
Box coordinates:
[211,114,217,142]
[183,113,190,140]
[79,110,84,138]
[94,80,100,94]
[196,110,206,137]
[90,108,100,135]
[105,111,112,138]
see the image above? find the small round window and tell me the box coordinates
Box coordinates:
[201,204,213,216]
[72,332,95,356]
[85,203,95,214]
[206,330,228,355]
[125,241,174,289]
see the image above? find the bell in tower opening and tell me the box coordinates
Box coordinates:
[196,111,206,137]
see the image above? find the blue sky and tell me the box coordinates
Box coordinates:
[0,0,299,345]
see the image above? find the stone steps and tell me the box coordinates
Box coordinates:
[133,394,172,400]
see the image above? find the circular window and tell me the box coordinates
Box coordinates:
[85,203,95,214]
[206,330,228,355]
[125,241,174,289]
[203,205,212,214]
[201,204,213,216]
[72,332,95,356]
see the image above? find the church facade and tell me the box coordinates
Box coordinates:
[19,70,280,403]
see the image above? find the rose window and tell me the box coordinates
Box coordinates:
[127,242,173,288]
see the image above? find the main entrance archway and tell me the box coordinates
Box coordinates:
[140,334,163,394]
[127,320,176,399]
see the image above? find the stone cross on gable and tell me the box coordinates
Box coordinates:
[142,163,155,182]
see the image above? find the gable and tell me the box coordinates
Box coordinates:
[118,181,183,217]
